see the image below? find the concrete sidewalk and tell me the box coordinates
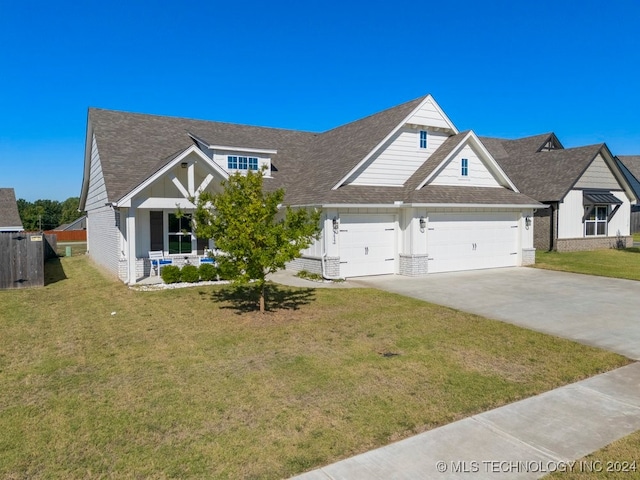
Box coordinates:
[292,362,640,479]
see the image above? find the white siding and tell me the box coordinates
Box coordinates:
[574,154,620,190]
[346,128,450,186]
[406,96,454,130]
[558,190,630,238]
[87,205,121,276]
[430,144,501,187]
[84,135,108,211]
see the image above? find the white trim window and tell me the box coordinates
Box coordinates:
[168,213,193,254]
[584,205,607,236]
[461,158,469,177]
[419,130,428,149]
[228,155,259,171]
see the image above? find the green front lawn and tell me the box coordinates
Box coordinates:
[535,248,640,281]
[546,431,640,479]
[0,257,629,479]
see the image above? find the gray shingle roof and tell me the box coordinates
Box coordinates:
[0,188,23,230]
[616,155,640,200]
[480,134,606,202]
[88,108,316,203]
[618,156,640,182]
[85,98,542,209]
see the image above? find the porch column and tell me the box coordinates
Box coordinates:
[126,206,137,285]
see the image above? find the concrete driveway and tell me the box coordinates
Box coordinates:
[352,267,640,360]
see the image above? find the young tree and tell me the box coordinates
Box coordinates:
[194,169,321,313]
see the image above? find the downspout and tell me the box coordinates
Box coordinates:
[321,214,344,281]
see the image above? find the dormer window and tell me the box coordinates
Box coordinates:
[419,130,428,149]
[228,156,259,171]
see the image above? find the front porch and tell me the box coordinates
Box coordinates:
[119,252,217,284]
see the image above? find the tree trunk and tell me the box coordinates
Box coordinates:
[259,283,266,313]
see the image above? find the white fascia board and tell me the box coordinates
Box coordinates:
[315,203,406,209]
[331,94,457,191]
[209,144,277,155]
[1,226,24,231]
[407,202,547,209]
[416,131,519,192]
[114,146,228,207]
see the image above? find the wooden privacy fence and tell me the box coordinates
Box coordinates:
[0,232,57,289]
[43,229,87,242]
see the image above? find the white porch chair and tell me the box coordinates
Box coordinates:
[149,251,172,276]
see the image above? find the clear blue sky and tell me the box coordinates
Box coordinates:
[1,0,639,201]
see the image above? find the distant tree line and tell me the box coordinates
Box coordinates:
[17,197,83,231]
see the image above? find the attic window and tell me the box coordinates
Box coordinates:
[419,130,428,149]
[461,158,469,177]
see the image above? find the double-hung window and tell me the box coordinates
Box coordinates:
[584,205,607,236]
[461,158,469,177]
[419,130,428,149]
[228,155,259,171]
[168,213,193,254]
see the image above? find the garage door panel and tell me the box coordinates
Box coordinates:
[429,213,518,273]
[339,214,396,277]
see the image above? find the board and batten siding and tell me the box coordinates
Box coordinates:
[87,205,122,277]
[574,154,620,190]
[346,129,450,186]
[557,190,630,239]
[429,144,501,188]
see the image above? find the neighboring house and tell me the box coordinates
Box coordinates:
[54,215,87,231]
[0,188,24,232]
[480,134,637,252]
[616,155,640,233]
[79,95,545,284]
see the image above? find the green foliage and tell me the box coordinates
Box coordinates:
[296,270,323,281]
[161,265,182,284]
[17,196,83,231]
[198,263,218,281]
[180,265,200,283]
[194,168,321,311]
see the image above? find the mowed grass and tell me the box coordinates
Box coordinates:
[0,257,629,479]
[535,248,640,281]
[547,431,640,479]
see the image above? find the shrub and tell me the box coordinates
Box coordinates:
[199,263,217,281]
[161,265,181,284]
[181,264,200,283]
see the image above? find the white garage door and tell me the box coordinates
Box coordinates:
[428,213,519,273]
[339,214,396,277]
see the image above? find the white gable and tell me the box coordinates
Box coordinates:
[115,147,227,208]
[405,95,457,132]
[333,95,457,189]
[345,128,450,186]
[429,143,502,188]
[574,153,621,190]
[418,131,517,191]
[84,134,109,211]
